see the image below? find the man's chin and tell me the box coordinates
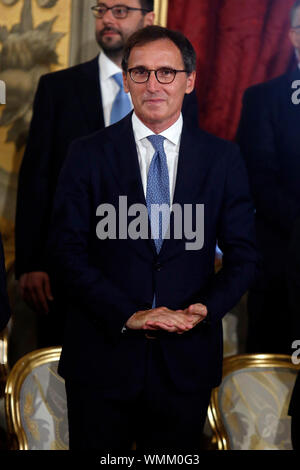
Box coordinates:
[97,40,124,56]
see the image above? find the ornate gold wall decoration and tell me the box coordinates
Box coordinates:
[0,0,71,265]
[0,0,65,150]
[0,0,59,8]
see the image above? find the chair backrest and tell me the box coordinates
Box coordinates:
[222,313,239,357]
[208,354,300,450]
[5,347,68,450]
[0,322,10,398]
[0,260,15,397]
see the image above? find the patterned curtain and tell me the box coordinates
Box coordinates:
[168,0,296,140]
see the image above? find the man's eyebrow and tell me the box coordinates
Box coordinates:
[129,65,176,68]
[97,3,128,6]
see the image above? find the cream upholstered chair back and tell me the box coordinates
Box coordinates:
[208,354,300,450]
[5,347,68,450]
[0,325,10,397]
[1,260,15,397]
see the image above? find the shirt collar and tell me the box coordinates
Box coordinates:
[132,112,183,146]
[99,51,122,81]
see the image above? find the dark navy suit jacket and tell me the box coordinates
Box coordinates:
[237,68,300,280]
[48,114,257,395]
[15,57,198,280]
[0,234,10,332]
[287,216,300,418]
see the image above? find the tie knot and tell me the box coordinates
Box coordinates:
[112,72,124,88]
[147,134,165,153]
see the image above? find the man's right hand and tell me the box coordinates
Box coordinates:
[125,307,201,334]
[19,272,54,314]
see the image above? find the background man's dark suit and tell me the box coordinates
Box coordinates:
[287,216,300,450]
[15,57,198,345]
[237,68,300,353]
[48,113,257,450]
[0,234,10,332]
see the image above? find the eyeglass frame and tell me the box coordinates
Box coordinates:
[91,4,151,19]
[127,67,190,84]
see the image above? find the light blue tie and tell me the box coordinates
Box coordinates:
[110,72,132,125]
[146,135,170,308]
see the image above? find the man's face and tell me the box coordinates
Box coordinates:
[95,0,154,58]
[290,7,300,58]
[123,39,196,133]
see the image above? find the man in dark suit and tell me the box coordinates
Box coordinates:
[237,1,300,354]
[15,1,199,348]
[0,234,10,333]
[48,25,257,452]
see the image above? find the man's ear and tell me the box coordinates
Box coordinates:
[185,71,196,95]
[289,29,300,59]
[144,11,155,27]
[123,71,129,93]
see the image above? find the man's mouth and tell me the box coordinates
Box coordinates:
[101,28,120,38]
[144,98,166,104]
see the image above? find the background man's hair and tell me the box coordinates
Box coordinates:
[122,25,197,74]
[290,0,300,26]
[139,0,154,12]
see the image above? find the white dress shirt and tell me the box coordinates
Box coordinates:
[121,113,183,332]
[132,112,183,204]
[99,52,133,127]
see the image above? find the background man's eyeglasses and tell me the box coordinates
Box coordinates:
[128,67,188,84]
[91,4,151,19]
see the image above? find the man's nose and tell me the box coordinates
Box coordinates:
[102,8,117,24]
[146,71,161,92]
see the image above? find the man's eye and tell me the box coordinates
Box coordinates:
[114,7,126,14]
[134,69,147,75]
[160,69,173,76]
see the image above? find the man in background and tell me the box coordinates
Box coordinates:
[15,1,156,347]
[237,0,300,353]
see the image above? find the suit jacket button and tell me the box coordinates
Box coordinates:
[155,262,162,272]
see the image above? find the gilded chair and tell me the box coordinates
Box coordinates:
[0,324,10,398]
[5,347,68,450]
[208,354,300,450]
[0,259,14,398]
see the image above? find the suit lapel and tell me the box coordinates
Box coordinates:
[108,114,146,206]
[159,124,210,259]
[106,115,157,257]
[74,56,105,131]
[172,124,208,207]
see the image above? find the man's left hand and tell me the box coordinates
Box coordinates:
[145,303,207,334]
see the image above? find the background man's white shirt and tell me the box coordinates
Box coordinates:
[132,112,183,204]
[99,52,133,126]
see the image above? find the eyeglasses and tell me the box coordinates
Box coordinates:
[128,67,188,84]
[91,4,151,19]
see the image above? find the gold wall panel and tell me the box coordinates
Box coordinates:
[0,0,71,263]
[154,0,168,27]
